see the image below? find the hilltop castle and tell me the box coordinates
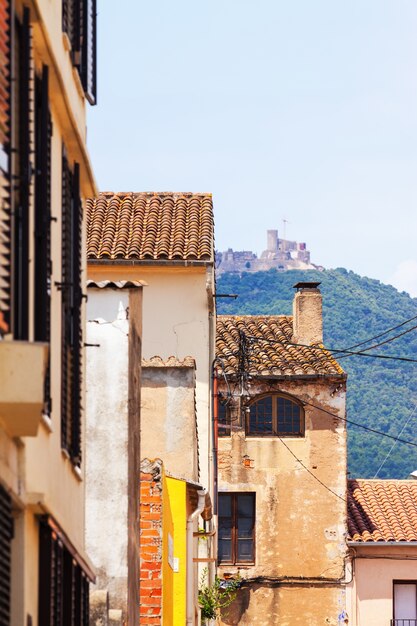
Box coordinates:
[216,229,321,274]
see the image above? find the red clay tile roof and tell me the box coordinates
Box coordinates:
[216,315,344,378]
[86,192,214,261]
[348,479,417,542]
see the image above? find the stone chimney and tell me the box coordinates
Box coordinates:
[292,282,323,345]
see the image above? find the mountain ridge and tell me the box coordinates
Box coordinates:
[216,267,417,479]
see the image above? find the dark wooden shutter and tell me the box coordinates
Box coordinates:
[34,65,52,413]
[71,163,82,464]
[81,0,96,105]
[61,151,72,455]
[38,519,90,626]
[0,486,13,626]
[13,6,32,340]
[61,154,83,464]
[0,0,12,331]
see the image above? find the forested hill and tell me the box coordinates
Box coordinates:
[216,268,417,479]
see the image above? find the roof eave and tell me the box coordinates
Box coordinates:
[215,373,347,382]
[87,258,214,267]
[348,541,417,547]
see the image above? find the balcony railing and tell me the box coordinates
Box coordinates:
[391,620,417,626]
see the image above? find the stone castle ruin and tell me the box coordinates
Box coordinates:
[216,229,321,275]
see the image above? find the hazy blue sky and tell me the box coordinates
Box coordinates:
[87,1,417,295]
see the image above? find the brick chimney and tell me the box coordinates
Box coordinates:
[292,282,323,345]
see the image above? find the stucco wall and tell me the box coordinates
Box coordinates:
[218,377,347,625]
[141,365,198,482]
[88,264,214,490]
[86,291,130,614]
[347,545,417,626]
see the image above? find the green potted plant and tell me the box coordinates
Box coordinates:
[198,569,241,624]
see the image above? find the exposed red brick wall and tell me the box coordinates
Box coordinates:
[140,459,163,625]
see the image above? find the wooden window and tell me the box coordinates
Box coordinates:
[0,485,13,626]
[38,519,89,626]
[34,65,52,414]
[218,493,255,565]
[247,394,304,437]
[62,0,97,105]
[393,581,417,625]
[61,152,83,465]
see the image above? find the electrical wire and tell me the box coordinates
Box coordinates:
[344,313,417,351]
[245,333,417,364]
[337,322,417,360]
[373,402,417,478]
[277,436,346,503]
[303,400,417,449]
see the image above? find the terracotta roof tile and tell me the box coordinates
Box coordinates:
[348,479,417,542]
[86,192,214,261]
[216,315,344,378]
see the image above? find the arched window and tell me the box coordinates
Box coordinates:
[247,394,304,437]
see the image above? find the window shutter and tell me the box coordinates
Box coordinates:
[71,163,82,465]
[61,155,83,464]
[0,0,11,331]
[81,0,97,105]
[0,486,12,626]
[38,518,91,626]
[13,6,32,340]
[34,65,52,413]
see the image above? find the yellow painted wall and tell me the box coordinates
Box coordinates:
[163,475,187,625]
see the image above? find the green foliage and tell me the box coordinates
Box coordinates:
[217,268,417,479]
[198,569,241,623]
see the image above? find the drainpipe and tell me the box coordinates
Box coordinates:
[187,489,207,626]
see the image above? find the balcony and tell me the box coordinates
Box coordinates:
[0,340,48,437]
[391,620,417,626]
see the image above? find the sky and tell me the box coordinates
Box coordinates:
[87,1,417,295]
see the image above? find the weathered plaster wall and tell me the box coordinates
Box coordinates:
[141,364,198,482]
[218,377,347,625]
[88,264,214,490]
[347,545,417,626]
[86,291,130,614]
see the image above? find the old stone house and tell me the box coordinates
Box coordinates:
[215,283,348,625]
[347,478,417,626]
[0,0,97,623]
[85,192,216,624]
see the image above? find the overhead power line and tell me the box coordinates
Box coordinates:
[373,403,417,478]
[303,400,417,449]
[344,313,417,351]
[245,333,417,364]
[337,323,417,360]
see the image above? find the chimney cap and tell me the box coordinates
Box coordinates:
[293,281,321,291]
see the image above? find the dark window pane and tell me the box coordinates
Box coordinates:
[237,539,253,562]
[219,494,232,517]
[237,517,253,538]
[218,520,232,540]
[218,539,232,563]
[237,494,254,517]
[249,396,273,434]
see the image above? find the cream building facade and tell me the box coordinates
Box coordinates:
[215,283,348,625]
[85,191,216,624]
[0,0,97,623]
